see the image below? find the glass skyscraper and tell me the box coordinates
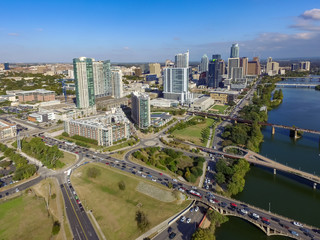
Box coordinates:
[200,54,209,73]
[131,92,150,129]
[230,43,239,58]
[207,55,223,88]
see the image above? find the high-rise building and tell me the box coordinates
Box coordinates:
[134,67,142,76]
[200,54,209,73]
[4,62,10,70]
[230,43,239,58]
[207,55,223,88]
[247,57,261,76]
[131,92,150,129]
[111,67,123,99]
[291,63,299,71]
[175,50,189,68]
[266,57,273,73]
[240,57,248,76]
[165,60,175,68]
[231,67,243,80]
[299,61,310,71]
[93,61,105,97]
[103,60,112,96]
[163,68,189,102]
[73,57,95,109]
[149,63,161,77]
[228,58,240,79]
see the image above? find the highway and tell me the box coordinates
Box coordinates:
[43,136,320,240]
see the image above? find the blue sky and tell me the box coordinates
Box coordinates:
[1,0,320,62]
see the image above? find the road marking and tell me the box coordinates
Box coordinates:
[63,184,88,240]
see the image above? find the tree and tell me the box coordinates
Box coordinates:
[57,119,63,124]
[135,210,150,231]
[215,172,226,185]
[87,167,101,178]
[192,228,214,240]
[118,180,126,190]
[52,221,61,235]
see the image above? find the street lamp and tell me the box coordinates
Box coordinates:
[268,202,271,213]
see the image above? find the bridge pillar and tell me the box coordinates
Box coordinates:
[234,119,237,124]
[294,130,298,139]
[314,183,317,189]
[273,169,276,175]
[266,226,270,236]
[272,126,275,135]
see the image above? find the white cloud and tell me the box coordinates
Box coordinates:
[301,8,320,21]
[123,46,130,50]
[8,32,19,36]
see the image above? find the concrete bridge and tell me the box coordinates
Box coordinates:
[175,139,320,190]
[275,83,318,88]
[188,111,320,137]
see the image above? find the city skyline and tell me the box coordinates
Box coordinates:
[1,0,320,62]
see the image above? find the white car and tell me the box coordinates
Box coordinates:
[209,198,215,204]
[180,216,186,222]
[192,186,197,190]
[252,213,259,219]
[292,221,303,227]
[173,179,178,182]
[142,174,146,178]
[195,206,199,212]
[240,209,248,215]
[186,218,191,223]
[152,179,156,182]
[207,179,211,184]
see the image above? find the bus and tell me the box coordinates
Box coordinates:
[189,190,202,199]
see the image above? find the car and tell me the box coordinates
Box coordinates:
[289,230,299,237]
[186,218,191,223]
[209,198,215,204]
[180,216,186,222]
[219,202,227,208]
[271,217,280,222]
[251,213,260,220]
[190,207,194,212]
[76,199,80,204]
[75,195,79,200]
[159,173,163,176]
[292,221,303,227]
[178,188,185,192]
[152,179,156,182]
[169,232,176,239]
[168,227,172,233]
[142,174,146,178]
[195,206,199,212]
[15,188,19,193]
[205,185,209,190]
[192,186,197,189]
[261,217,270,225]
[230,203,237,208]
[75,151,78,154]
[299,227,309,233]
[105,162,109,165]
[240,209,248,215]
[147,174,152,178]
[173,179,178,182]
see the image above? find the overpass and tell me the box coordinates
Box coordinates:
[175,140,320,189]
[188,111,320,137]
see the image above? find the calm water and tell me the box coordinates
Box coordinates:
[216,84,320,240]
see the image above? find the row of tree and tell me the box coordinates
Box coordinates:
[21,137,64,169]
[215,158,250,196]
[132,147,205,183]
[0,143,37,180]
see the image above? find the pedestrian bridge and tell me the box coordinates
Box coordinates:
[275,83,318,88]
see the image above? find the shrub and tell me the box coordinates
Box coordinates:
[118,180,126,190]
[52,221,61,235]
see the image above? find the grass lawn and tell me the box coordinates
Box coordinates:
[59,151,77,169]
[57,135,101,150]
[71,163,190,240]
[210,104,229,114]
[104,139,138,152]
[48,125,64,133]
[172,118,216,146]
[0,193,53,240]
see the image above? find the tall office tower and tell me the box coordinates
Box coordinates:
[149,63,161,77]
[230,43,239,58]
[299,61,310,71]
[4,62,10,70]
[73,57,95,109]
[207,55,223,88]
[247,57,261,75]
[111,67,123,99]
[231,67,244,80]
[103,60,112,96]
[228,58,240,79]
[175,50,189,68]
[266,57,273,73]
[200,54,209,73]
[163,67,189,103]
[131,92,150,129]
[240,57,248,76]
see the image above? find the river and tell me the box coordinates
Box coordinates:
[216,80,320,240]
